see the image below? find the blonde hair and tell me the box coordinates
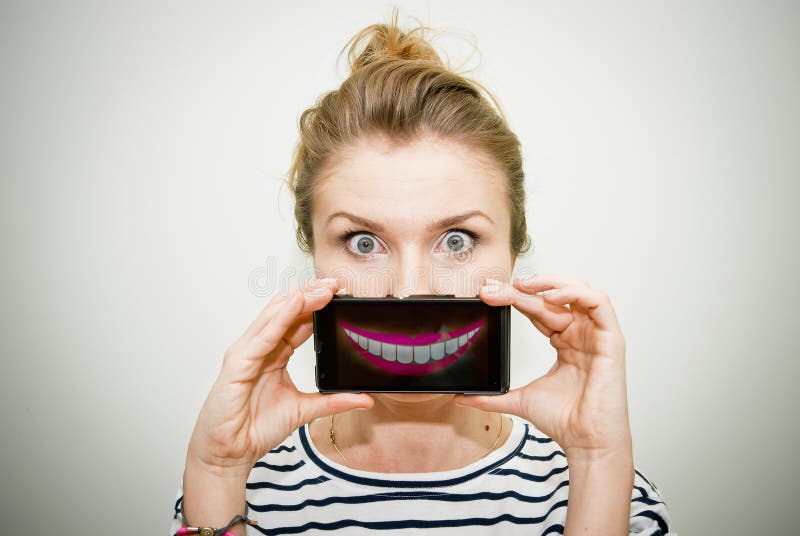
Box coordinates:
[287,9,531,257]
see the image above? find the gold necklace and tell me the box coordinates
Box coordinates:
[328,413,505,466]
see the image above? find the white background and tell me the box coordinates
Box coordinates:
[1,1,798,534]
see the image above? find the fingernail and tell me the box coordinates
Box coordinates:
[313,277,337,286]
[307,286,330,296]
[517,274,537,285]
[484,277,502,285]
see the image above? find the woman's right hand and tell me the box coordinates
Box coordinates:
[185,277,374,477]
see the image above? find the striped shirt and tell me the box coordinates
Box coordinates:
[169,415,674,535]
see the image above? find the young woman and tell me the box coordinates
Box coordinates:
[169,12,673,536]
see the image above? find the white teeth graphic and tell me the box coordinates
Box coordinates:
[413,345,430,364]
[368,339,381,356]
[396,345,413,364]
[381,343,396,361]
[344,326,480,364]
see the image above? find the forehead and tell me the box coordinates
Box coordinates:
[313,134,508,228]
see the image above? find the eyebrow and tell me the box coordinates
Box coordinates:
[325,210,495,233]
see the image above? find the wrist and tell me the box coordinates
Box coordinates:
[567,452,634,488]
[185,442,256,481]
[562,449,634,536]
[182,459,249,530]
[564,429,633,467]
[565,445,633,468]
[185,454,254,485]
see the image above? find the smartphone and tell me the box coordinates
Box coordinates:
[312,294,510,394]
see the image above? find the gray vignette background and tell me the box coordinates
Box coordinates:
[1,1,798,534]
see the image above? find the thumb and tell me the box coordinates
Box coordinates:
[297,392,374,424]
[453,389,525,418]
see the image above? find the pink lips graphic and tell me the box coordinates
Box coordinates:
[339,318,485,376]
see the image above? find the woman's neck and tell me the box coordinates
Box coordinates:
[309,394,510,472]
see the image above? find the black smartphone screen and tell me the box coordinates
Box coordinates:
[313,295,510,394]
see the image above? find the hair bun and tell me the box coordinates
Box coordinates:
[342,10,445,75]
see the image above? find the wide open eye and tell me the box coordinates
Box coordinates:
[437,229,478,257]
[344,232,387,257]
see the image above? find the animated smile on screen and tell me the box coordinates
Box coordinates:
[338,318,485,376]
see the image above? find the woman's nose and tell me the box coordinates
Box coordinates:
[392,265,432,297]
[379,251,430,297]
[394,260,477,297]
[344,261,433,297]
[347,251,470,297]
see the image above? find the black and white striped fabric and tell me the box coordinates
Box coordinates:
[169,416,674,535]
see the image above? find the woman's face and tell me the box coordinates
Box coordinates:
[311,132,516,296]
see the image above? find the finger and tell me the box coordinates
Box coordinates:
[296,392,375,425]
[246,316,315,375]
[281,312,314,349]
[246,309,322,378]
[237,313,313,374]
[257,335,296,374]
[268,315,315,369]
[241,290,295,340]
[512,273,591,292]
[480,280,573,335]
[480,282,569,336]
[254,291,306,350]
[246,278,338,338]
[529,316,554,338]
[243,278,340,339]
[518,307,556,338]
[254,281,338,342]
[222,293,305,381]
[453,388,525,418]
[542,285,620,331]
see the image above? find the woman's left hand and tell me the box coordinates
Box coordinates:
[454,273,633,463]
